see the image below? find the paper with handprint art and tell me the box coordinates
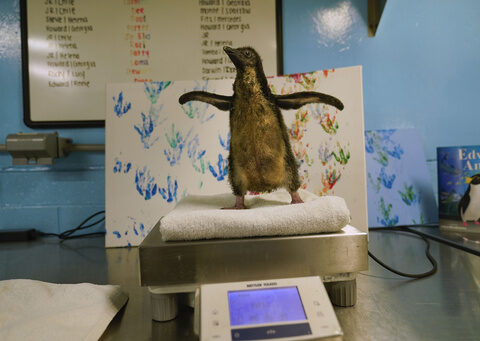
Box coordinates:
[365,129,438,228]
[105,66,367,247]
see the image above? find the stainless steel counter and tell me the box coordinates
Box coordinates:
[1,230,479,340]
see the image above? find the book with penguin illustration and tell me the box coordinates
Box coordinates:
[437,145,480,233]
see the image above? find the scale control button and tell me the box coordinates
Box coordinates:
[211,334,221,339]
[266,329,276,335]
[212,309,219,315]
[316,311,324,317]
[213,320,220,327]
[313,300,320,306]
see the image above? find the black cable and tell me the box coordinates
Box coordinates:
[59,231,106,240]
[59,211,105,239]
[368,226,438,279]
[38,210,105,241]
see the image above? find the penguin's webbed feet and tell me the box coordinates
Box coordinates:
[222,195,247,209]
[290,191,304,204]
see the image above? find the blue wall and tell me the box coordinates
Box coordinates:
[282,0,480,181]
[1,0,480,232]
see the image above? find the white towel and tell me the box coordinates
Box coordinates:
[0,279,128,341]
[160,189,350,241]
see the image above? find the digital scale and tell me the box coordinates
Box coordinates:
[199,276,342,341]
[139,222,368,340]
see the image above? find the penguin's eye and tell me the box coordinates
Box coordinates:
[244,50,251,58]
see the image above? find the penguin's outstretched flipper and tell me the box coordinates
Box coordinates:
[179,91,232,111]
[274,92,344,111]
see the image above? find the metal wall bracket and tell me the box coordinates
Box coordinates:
[2,132,105,165]
[5,132,72,165]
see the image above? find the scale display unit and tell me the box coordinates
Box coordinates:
[200,277,342,341]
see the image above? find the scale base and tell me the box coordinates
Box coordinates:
[140,223,368,322]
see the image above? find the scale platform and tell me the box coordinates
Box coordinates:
[139,222,368,310]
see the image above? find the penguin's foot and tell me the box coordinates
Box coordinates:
[475,221,480,225]
[222,195,247,209]
[290,191,304,204]
[222,204,247,210]
[462,222,468,227]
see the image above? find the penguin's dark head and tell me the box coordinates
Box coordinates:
[223,46,262,70]
[467,173,480,185]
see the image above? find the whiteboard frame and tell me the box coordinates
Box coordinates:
[20,0,284,128]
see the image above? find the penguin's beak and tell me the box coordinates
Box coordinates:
[223,46,235,55]
[223,46,241,67]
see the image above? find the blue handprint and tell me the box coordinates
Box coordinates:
[187,135,206,173]
[379,167,396,189]
[128,217,148,237]
[135,167,158,200]
[182,101,215,123]
[365,130,403,166]
[386,144,404,160]
[378,197,399,227]
[219,132,230,151]
[134,112,159,149]
[148,104,167,126]
[159,176,178,203]
[113,160,122,173]
[144,81,171,104]
[164,125,192,166]
[113,91,131,117]
[113,158,132,174]
[208,154,228,181]
[180,81,215,123]
[398,183,418,206]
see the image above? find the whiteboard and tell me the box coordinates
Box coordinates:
[21,0,280,127]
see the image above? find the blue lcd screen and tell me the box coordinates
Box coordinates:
[228,286,307,326]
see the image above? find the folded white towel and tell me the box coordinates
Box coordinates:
[160,189,350,241]
[0,279,128,341]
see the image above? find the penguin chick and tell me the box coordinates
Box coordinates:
[179,46,344,209]
[458,174,480,226]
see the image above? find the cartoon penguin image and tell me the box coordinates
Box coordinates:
[179,46,344,209]
[458,174,480,226]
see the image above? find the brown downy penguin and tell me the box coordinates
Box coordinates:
[179,46,344,209]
